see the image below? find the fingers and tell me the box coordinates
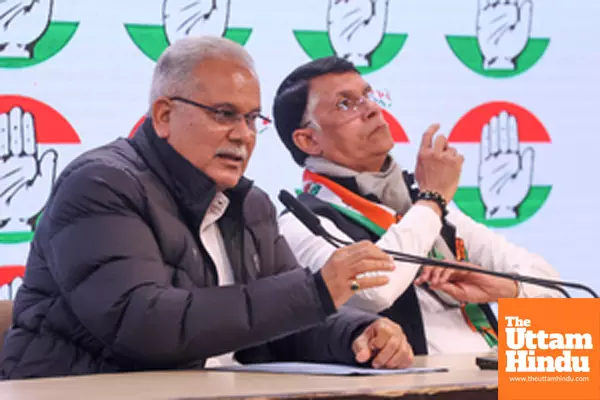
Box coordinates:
[339,241,395,274]
[498,111,509,152]
[352,325,374,364]
[419,123,440,150]
[0,113,8,158]
[414,266,430,286]
[480,123,490,163]
[368,319,413,369]
[22,112,36,155]
[507,113,519,153]
[384,339,414,369]
[433,134,448,153]
[354,274,390,291]
[430,266,455,287]
[9,107,23,156]
[489,114,499,154]
[350,257,395,277]
[415,266,460,287]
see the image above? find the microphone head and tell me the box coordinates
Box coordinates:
[278,190,326,237]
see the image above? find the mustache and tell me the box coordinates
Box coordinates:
[215,146,248,160]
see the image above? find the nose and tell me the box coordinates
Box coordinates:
[228,118,256,143]
[361,97,382,121]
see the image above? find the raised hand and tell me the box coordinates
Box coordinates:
[0,106,58,232]
[0,0,53,58]
[478,111,534,220]
[327,0,390,67]
[476,0,533,70]
[162,0,231,45]
[414,124,464,204]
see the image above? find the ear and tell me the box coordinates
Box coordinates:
[151,97,173,139]
[292,128,323,157]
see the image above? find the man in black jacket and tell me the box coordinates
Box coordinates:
[0,37,414,379]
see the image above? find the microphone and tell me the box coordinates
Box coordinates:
[278,190,598,298]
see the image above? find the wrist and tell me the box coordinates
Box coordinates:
[312,271,338,314]
[485,206,517,220]
[416,190,448,218]
[483,57,516,70]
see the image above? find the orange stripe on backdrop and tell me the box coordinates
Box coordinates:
[303,170,397,230]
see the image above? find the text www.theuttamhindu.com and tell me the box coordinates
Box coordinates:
[509,376,590,383]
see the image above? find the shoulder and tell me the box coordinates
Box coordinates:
[46,140,147,223]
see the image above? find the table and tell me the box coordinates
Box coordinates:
[0,353,498,400]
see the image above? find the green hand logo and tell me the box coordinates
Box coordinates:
[125,0,251,62]
[446,0,549,78]
[0,0,79,69]
[295,0,407,75]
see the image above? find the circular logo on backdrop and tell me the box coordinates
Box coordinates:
[0,95,80,244]
[294,1,407,74]
[0,265,24,301]
[445,1,549,78]
[448,101,551,228]
[124,1,252,62]
[0,2,79,69]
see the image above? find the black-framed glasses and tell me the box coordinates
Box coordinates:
[169,96,271,131]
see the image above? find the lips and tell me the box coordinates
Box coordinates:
[216,153,244,162]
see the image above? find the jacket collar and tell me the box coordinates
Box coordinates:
[128,117,253,230]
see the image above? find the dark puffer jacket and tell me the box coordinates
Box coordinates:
[0,118,377,379]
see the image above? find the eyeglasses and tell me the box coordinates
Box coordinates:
[169,96,271,131]
[334,91,379,113]
[301,91,379,128]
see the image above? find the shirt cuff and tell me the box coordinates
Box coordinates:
[313,270,336,316]
[400,203,443,238]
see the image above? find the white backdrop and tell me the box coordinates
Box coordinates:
[1,0,599,300]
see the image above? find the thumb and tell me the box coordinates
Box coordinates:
[38,149,58,183]
[352,325,375,363]
[520,147,535,184]
[515,0,533,38]
[31,149,57,199]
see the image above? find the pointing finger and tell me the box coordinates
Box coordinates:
[420,123,440,150]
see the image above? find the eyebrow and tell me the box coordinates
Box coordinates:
[334,84,373,97]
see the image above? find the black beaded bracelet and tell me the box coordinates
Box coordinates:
[416,190,448,217]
